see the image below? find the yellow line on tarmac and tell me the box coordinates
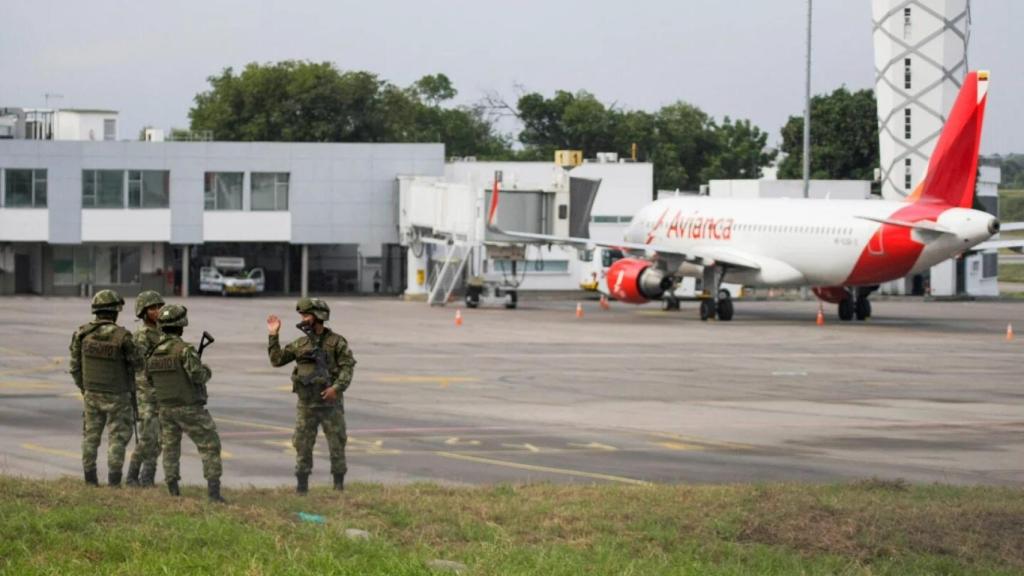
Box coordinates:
[656,441,705,452]
[434,451,651,486]
[0,357,63,378]
[217,416,293,433]
[374,375,479,389]
[22,442,79,459]
[0,380,61,390]
[648,431,754,451]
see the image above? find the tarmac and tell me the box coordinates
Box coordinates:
[0,294,1022,488]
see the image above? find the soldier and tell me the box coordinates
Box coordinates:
[267,297,356,494]
[125,290,164,487]
[69,289,140,487]
[147,304,225,503]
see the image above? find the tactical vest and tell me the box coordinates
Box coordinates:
[148,339,202,407]
[81,324,131,394]
[291,332,340,403]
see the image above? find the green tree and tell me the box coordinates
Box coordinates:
[188,62,511,158]
[778,87,878,180]
[512,91,773,192]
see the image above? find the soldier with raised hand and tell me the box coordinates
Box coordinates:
[267,297,356,494]
[69,289,140,487]
[125,290,164,487]
[147,304,225,503]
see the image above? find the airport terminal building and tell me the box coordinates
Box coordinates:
[0,140,444,296]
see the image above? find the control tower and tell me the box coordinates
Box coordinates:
[872,0,970,200]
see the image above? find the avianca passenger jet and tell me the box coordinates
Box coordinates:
[489,71,1016,321]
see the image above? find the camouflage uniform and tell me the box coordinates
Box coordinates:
[68,290,140,486]
[269,298,356,491]
[147,304,224,502]
[126,290,165,487]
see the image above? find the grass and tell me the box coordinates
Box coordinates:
[1,477,1022,575]
[999,189,1024,222]
[999,264,1024,283]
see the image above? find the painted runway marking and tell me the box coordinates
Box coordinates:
[0,357,63,378]
[648,431,754,451]
[656,441,705,451]
[434,451,650,486]
[374,375,479,389]
[218,416,293,433]
[22,442,79,459]
[501,443,541,453]
[444,437,481,446]
[0,380,61,390]
[568,442,617,451]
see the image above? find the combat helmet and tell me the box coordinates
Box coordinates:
[157,304,189,328]
[91,289,125,313]
[135,290,165,319]
[296,297,330,322]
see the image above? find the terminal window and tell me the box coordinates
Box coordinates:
[82,170,126,208]
[204,172,243,210]
[251,172,289,211]
[128,170,170,208]
[3,169,47,208]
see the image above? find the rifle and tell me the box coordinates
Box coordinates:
[129,381,139,445]
[297,324,332,395]
[198,331,215,359]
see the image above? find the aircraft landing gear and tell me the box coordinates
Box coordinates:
[854,297,871,321]
[836,286,874,321]
[662,297,681,311]
[699,266,734,321]
[838,297,854,321]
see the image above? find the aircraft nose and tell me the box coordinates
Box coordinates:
[989,218,1000,235]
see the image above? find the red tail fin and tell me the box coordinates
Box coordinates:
[910,70,989,208]
[487,172,500,227]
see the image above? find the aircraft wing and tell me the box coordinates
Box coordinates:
[489,228,761,270]
[973,238,1024,252]
[1000,222,1024,232]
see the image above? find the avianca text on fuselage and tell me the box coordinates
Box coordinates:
[647,208,735,243]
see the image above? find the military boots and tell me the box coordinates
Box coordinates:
[84,469,98,486]
[139,463,156,487]
[125,462,141,486]
[333,473,345,491]
[296,474,309,494]
[108,471,122,487]
[208,480,226,503]
[167,481,180,496]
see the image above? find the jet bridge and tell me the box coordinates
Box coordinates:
[398,166,600,306]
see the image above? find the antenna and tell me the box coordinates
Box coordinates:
[44,93,64,109]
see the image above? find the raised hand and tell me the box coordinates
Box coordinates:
[267,314,281,335]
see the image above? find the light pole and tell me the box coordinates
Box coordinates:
[802,0,812,198]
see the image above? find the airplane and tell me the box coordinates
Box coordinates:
[488,70,1022,321]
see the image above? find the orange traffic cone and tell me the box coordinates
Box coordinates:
[576,302,584,318]
[454,308,463,327]
[1007,323,1015,341]
[816,305,825,326]
[599,294,610,310]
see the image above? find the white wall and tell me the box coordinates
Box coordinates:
[82,210,171,242]
[54,111,118,141]
[203,212,291,242]
[0,209,48,241]
[140,242,164,274]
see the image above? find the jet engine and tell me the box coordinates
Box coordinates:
[606,258,671,304]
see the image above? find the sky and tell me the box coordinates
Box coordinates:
[2,0,1020,154]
